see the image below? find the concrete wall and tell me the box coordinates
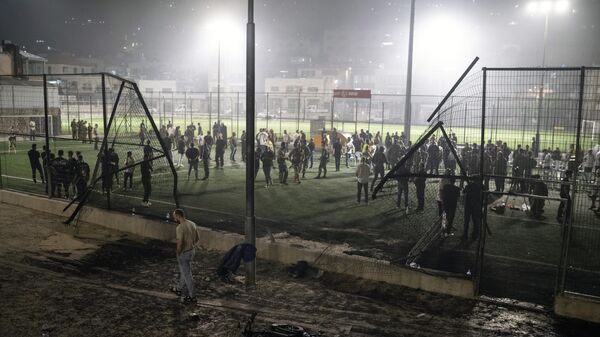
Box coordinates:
[555,293,600,323]
[0,189,475,299]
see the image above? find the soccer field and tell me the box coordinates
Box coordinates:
[1,135,600,304]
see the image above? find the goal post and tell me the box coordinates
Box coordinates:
[0,114,54,139]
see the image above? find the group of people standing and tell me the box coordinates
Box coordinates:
[26,143,90,200]
[70,119,100,150]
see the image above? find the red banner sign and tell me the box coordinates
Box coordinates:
[333,89,371,99]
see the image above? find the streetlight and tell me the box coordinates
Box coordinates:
[205,17,242,125]
[525,0,571,156]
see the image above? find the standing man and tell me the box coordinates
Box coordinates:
[333,140,342,172]
[240,130,247,162]
[27,144,45,184]
[277,142,289,185]
[215,134,226,169]
[170,209,198,304]
[123,151,135,191]
[356,157,371,204]
[315,146,329,179]
[463,177,483,241]
[29,119,36,141]
[396,162,410,214]
[93,124,99,150]
[441,177,461,236]
[186,142,200,180]
[345,137,354,168]
[75,154,90,199]
[140,153,153,206]
[307,138,315,169]
[290,144,303,184]
[371,146,387,191]
[200,139,210,181]
[262,147,274,188]
[229,132,238,162]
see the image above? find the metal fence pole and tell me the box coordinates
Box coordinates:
[474,67,487,296]
[89,95,93,126]
[43,75,51,197]
[296,90,301,131]
[237,92,240,136]
[368,97,372,131]
[331,97,339,130]
[66,87,70,134]
[354,101,358,134]
[266,93,269,130]
[381,102,385,135]
[209,92,212,131]
[559,67,587,293]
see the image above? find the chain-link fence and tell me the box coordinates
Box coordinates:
[3,69,600,306]
[0,73,178,223]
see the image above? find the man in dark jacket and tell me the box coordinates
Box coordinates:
[215,134,226,169]
[315,147,329,179]
[140,153,153,206]
[414,163,426,211]
[463,178,483,240]
[75,154,90,199]
[333,140,342,171]
[396,163,410,212]
[441,177,461,236]
[186,143,201,180]
[557,170,572,223]
[27,144,44,184]
[371,147,387,191]
[494,151,507,192]
[51,150,68,198]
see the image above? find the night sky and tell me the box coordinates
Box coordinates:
[1,0,599,93]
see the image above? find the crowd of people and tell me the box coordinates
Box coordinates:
[10,116,600,227]
[70,119,100,150]
[25,143,91,201]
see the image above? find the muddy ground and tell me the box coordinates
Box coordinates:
[0,203,598,337]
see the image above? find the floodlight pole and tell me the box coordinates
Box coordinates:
[403,0,416,143]
[245,0,256,288]
[217,40,221,124]
[534,13,549,158]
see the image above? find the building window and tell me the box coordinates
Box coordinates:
[285,86,302,93]
[47,66,52,74]
[62,66,68,73]
[307,87,319,93]
[270,86,279,92]
[162,88,172,93]
[145,88,154,94]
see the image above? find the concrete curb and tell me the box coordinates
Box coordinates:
[0,189,474,298]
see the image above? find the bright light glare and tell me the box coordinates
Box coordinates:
[203,16,243,48]
[526,1,539,13]
[555,0,570,13]
[539,1,553,13]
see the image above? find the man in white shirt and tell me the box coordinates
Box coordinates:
[345,137,354,168]
[29,120,36,141]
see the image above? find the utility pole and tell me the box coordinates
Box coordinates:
[404,0,416,143]
[245,0,256,288]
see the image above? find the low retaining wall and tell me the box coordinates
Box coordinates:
[0,189,475,299]
[555,293,600,323]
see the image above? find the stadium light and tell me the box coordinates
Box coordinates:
[526,1,570,15]
[525,0,571,157]
[204,16,243,124]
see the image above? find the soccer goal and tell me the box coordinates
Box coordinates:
[0,114,54,139]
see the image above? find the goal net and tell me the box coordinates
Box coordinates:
[0,115,54,139]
